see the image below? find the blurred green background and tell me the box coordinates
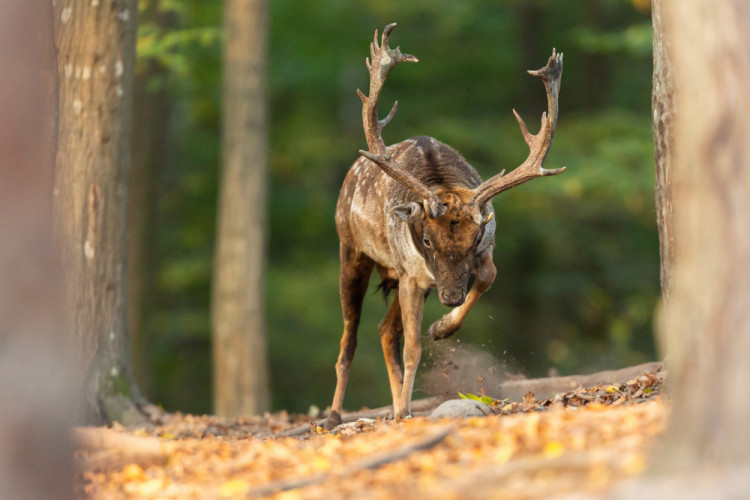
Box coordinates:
[134,0,658,415]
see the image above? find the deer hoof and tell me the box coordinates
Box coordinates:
[324,410,342,430]
[395,410,413,421]
[427,317,460,340]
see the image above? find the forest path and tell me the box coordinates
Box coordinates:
[77,365,665,499]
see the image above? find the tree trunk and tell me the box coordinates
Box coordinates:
[656,0,750,472]
[53,0,144,424]
[212,0,271,416]
[651,0,675,303]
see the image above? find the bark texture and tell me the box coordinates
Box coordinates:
[53,0,144,423]
[651,0,675,302]
[212,0,271,416]
[658,0,750,469]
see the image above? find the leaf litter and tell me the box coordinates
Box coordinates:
[77,367,667,499]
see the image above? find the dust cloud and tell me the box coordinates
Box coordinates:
[418,339,526,400]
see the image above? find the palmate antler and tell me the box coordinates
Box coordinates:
[471,49,566,207]
[357,23,442,218]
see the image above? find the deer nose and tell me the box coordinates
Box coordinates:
[439,288,466,307]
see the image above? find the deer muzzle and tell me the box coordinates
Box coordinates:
[439,287,466,307]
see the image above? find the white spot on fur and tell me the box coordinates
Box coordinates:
[115,60,124,78]
[64,63,73,78]
[116,85,124,97]
[117,9,130,22]
[82,66,91,80]
[91,0,100,6]
[73,99,82,115]
[61,6,72,23]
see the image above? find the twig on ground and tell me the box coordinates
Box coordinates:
[498,361,662,401]
[74,427,176,471]
[246,425,454,497]
[275,396,446,438]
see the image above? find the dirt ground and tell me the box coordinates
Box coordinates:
[76,366,666,499]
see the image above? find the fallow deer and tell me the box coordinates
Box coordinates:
[327,23,564,427]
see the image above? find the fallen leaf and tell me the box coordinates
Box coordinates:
[623,453,647,475]
[543,441,564,458]
[219,479,250,497]
[122,463,146,482]
[125,477,166,496]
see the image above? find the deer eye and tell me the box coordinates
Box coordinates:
[423,236,432,248]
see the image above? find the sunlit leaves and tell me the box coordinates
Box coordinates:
[80,397,668,498]
[137,24,222,77]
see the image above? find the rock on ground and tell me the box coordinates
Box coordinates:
[430,399,492,419]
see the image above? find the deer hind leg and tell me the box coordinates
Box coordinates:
[326,244,374,429]
[427,249,497,340]
[378,292,404,411]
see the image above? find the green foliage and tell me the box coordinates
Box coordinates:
[137,25,222,77]
[570,23,652,57]
[134,0,658,415]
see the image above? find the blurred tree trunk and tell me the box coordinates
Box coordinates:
[128,0,174,399]
[0,2,77,498]
[212,0,271,416]
[53,0,145,424]
[651,0,675,302]
[641,0,750,492]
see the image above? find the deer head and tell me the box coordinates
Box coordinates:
[391,186,494,306]
[358,23,564,307]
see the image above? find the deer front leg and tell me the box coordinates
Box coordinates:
[326,245,374,429]
[427,249,496,340]
[395,277,426,419]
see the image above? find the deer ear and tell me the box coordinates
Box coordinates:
[391,202,423,222]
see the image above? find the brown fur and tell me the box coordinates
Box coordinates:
[327,137,497,425]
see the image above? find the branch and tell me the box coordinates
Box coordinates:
[275,396,446,438]
[74,427,176,471]
[497,361,663,401]
[246,425,454,497]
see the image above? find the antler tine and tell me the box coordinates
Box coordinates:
[381,100,399,128]
[382,23,395,46]
[472,49,566,207]
[512,108,533,147]
[357,23,440,216]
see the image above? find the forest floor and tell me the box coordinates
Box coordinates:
[76,366,666,500]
